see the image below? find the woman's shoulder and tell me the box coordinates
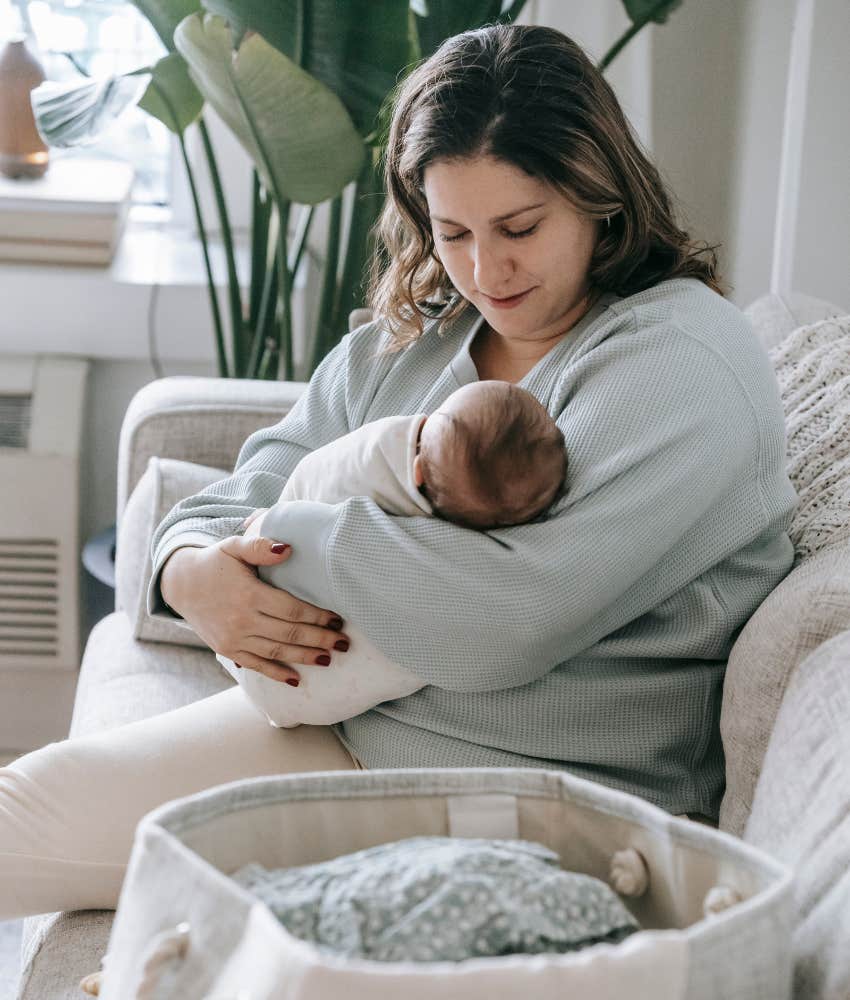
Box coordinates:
[603,278,765,375]
[607,278,747,336]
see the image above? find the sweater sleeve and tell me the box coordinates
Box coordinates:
[146,330,354,616]
[263,323,762,692]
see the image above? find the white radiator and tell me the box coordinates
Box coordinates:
[0,356,88,675]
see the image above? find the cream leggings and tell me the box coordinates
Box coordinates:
[0,686,357,920]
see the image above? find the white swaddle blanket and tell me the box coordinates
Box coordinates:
[217,413,431,727]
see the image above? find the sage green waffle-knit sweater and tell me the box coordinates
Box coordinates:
[149,278,797,817]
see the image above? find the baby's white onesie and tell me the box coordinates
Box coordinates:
[217,414,431,728]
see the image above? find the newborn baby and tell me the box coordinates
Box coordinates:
[218,380,566,727]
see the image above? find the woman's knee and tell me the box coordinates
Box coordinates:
[1,737,143,864]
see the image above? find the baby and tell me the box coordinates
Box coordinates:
[218,380,567,727]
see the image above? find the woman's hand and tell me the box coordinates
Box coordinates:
[159,535,349,686]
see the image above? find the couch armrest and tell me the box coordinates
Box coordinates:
[116,376,307,525]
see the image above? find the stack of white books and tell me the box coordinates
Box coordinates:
[0,157,135,265]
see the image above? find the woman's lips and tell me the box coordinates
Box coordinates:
[481,288,534,309]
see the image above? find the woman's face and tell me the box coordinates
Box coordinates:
[424,155,599,347]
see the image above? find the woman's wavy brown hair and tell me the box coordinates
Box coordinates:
[368,22,723,349]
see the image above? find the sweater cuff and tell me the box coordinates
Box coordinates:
[256,500,341,609]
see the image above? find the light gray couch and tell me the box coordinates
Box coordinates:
[15,292,850,999]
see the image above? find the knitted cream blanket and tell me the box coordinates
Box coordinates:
[770,314,850,562]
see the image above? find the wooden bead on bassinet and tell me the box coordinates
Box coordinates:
[703,884,743,917]
[79,970,102,995]
[608,847,649,897]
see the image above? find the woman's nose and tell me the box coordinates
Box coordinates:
[471,241,513,293]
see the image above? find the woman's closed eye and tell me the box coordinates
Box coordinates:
[438,223,540,243]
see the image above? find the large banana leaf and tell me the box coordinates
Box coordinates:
[132,0,202,51]
[32,73,150,147]
[138,52,204,133]
[174,13,364,204]
[199,0,413,136]
[32,52,201,147]
[411,0,526,59]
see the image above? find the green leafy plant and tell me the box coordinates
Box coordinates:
[31,0,679,381]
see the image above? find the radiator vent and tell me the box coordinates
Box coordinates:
[0,357,88,673]
[0,539,59,656]
[0,394,32,448]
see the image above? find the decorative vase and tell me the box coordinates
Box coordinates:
[0,35,49,179]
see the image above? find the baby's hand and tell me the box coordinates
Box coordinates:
[241,507,270,539]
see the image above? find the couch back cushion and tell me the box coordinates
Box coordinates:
[116,457,229,647]
[720,308,850,836]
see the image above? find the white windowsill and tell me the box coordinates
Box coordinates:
[0,205,262,365]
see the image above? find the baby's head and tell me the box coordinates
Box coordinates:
[413,381,566,529]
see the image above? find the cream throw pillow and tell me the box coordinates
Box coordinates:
[769,314,850,562]
[116,456,229,647]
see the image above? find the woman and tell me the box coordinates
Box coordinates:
[0,24,795,919]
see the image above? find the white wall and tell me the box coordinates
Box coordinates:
[81,358,216,539]
[650,0,849,308]
[528,0,849,310]
[793,0,850,304]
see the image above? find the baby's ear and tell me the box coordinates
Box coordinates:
[413,454,425,487]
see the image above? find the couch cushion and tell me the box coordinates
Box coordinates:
[18,612,233,1000]
[116,456,229,649]
[744,292,846,351]
[18,911,113,1000]
[719,535,850,837]
[744,628,850,1000]
[70,610,234,739]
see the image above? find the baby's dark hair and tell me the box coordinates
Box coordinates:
[420,383,567,529]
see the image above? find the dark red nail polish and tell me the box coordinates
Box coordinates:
[316,654,331,666]
[270,543,288,554]
[334,640,349,652]
[234,662,243,669]
[328,617,344,631]
[285,678,299,687]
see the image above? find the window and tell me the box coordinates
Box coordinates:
[1,0,171,206]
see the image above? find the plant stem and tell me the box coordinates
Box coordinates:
[598,0,674,72]
[251,247,279,376]
[229,73,297,381]
[276,199,293,380]
[248,171,270,330]
[331,155,383,339]
[311,195,342,376]
[198,117,244,376]
[150,79,228,377]
[288,204,315,277]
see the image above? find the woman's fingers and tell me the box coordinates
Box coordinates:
[187,535,347,668]
[255,580,345,632]
[240,507,269,534]
[219,533,294,567]
[220,534,345,636]
[254,615,349,662]
[232,652,302,686]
